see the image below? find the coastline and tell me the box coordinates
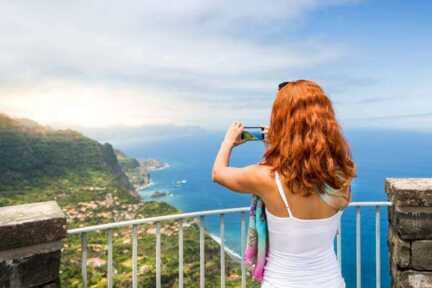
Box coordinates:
[136,160,243,263]
[208,232,242,263]
[147,162,170,171]
[137,180,155,191]
[141,159,171,172]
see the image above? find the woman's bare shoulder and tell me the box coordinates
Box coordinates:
[248,163,273,178]
[246,164,275,194]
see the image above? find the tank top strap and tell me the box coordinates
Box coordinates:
[274,171,293,217]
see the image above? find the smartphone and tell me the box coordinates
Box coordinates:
[241,126,265,141]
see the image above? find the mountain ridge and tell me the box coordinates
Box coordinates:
[0,113,136,204]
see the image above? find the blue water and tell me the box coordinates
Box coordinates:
[116,129,432,288]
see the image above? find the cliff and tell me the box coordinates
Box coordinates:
[0,113,136,205]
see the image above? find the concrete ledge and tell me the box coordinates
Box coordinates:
[0,201,66,288]
[386,178,432,207]
[0,201,66,251]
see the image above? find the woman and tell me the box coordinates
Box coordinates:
[212,80,356,288]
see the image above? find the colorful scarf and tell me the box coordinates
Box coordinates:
[244,195,268,282]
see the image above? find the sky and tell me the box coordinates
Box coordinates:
[0,0,431,131]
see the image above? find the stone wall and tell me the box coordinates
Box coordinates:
[386,178,432,288]
[0,201,66,288]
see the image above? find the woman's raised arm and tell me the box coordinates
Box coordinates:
[211,121,264,195]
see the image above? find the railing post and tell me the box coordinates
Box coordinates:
[240,211,246,288]
[375,206,381,288]
[81,232,88,288]
[107,229,113,288]
[386,178,432,288]
[178,219,184,288]
[156,222,161,288]
[132,225,138,288]
[220,214,225,288]
[199,216,205,288]
[356,206,362,288]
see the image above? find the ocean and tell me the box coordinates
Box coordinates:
[116,128,432,288]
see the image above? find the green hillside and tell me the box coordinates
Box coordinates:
[0,113,134,206]
[115,149,140,170]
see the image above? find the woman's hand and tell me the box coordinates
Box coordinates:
[213,121,267,196]
[223,121,245,147]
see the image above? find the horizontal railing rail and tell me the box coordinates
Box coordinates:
[67,201,392,288]
[67,207,250,235]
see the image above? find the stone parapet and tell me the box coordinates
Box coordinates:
[386,178,432,288]
[0,201,66,288]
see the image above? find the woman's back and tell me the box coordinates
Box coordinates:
[261,171,345,288]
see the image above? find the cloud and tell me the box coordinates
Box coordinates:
[6,0,420,130]
[346,112,432,121]
[0,1,348,80]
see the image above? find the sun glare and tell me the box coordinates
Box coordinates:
[1,81,174,128]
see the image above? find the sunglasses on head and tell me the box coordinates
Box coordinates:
[278,81,291,90]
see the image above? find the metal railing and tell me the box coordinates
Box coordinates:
[67,201,392,288]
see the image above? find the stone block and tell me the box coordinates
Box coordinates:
[391,259,400,287]
[399,270,432,288]
[37,281,60,288]
[392,206,432,240]
[36,280,60,288]
[389,227,411,268]
[0,201,66,251]
[0,250,61,288]
[412,241,432,271]
[0,261,13,287]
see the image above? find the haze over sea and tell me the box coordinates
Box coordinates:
[112,128,432,288]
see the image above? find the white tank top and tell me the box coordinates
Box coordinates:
[262,171,345,288]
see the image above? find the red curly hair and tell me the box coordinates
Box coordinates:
[263,80,356,196]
